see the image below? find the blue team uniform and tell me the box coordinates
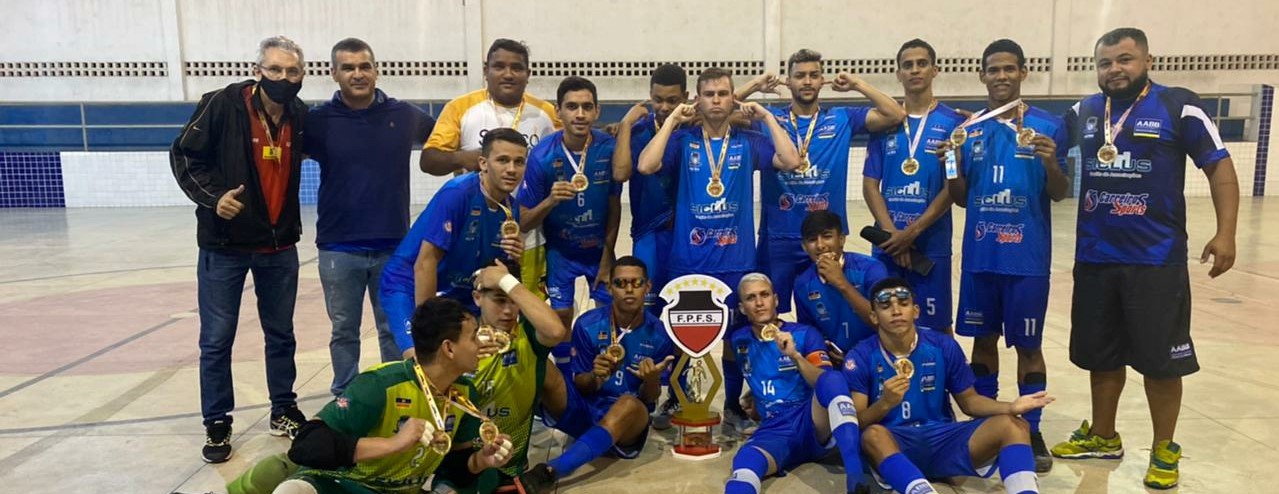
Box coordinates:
[379,173,516,351]
[844,329,997,479]
[792,251,889,353]
[546,306,673,457]
[729,322,834,469]
[627,116,678,307]
[663,127,776,309]
[519,129,619,310]
[755,106,870,312]
[955,106,1068,348]
[864,104,965,329]
[1068,83,1231,265]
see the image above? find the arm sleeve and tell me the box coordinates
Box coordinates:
[661,131,684,171]
[799,326,831,367]
[863,132,886,179]
[942,336,977,395]
[840,106,872,136]
[517,155,549,210]
[1051,117,1070,171]
[424,100,463,151]
[842,349,872,396]
[418,186,464,253]
[1177,92,1232,167]
[750,131,777,172]
[1063,104,1081,151]
[169,90,228,208]
[862,259,890,297]
[302,109,325,161]
[414,105,437,146]
[569,318,596,377]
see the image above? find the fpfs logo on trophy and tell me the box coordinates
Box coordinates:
[659,274,731,461]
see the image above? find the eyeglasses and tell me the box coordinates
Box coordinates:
[873,287,913,305]
[259,64,304,79]
[610,278,647,290]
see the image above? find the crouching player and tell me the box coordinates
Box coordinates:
[845,278,1054,494]
[277,297,515,494]
[724,273,865,494]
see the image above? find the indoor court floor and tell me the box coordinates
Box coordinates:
[0,197,1275,493]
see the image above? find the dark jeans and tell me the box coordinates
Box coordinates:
[318,249,399,396]
[198,247,299,426]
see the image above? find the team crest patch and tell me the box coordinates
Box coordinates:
[844,358,856,371]
[443,221,452,233]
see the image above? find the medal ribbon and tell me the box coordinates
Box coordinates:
[702,126,732,183]
[957,98,1023,133]
[560,132,593,178]
[489,95,526,129]
[412,361,450,435]
[788,105,820,161]
[902,99,938,160]
[1104,83,1152,147]
[876,331,919,369]
[478,180,515,222]
[251,86,282,162]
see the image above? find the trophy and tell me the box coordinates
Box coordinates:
[659,274,733,460]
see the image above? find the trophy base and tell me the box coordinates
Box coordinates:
[670,413,722,461]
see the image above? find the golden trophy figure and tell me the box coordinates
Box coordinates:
[658,275,733,460]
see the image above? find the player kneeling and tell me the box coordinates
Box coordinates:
[844,278,1053,494]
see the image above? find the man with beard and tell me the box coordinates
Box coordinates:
[939,39,1069,472]
[1051,28,1238,490]
[170,35,309,463]
[736,49,904,315]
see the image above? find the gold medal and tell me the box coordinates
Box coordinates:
[500,219,520,237]
[1017,127,1036,147]
[476,324,497,352]
[1097,143,1119,164]
[570,172,589,192]
[949,127,968,147]
[893,359,915,379]
[481,180,520,238]
[901,157,920,176]
[430,430,452,455]
[759,323,779,342]
[706,178,725,198]
[606,343,626,361]
[789,106,819,175]
[493,330,512,353]
[478,420,501,446]
[795,156,812,174]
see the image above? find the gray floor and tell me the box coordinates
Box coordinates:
[1,197,1276,493]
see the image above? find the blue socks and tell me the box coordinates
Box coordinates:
[725,446,770,494]
[547,425,613,478]
[998,444,1039,493]
[723,353,744,413]
[877,452,936,494]
[972,363,998,399]
[813,371,864,492]
[1019,373,1046,434]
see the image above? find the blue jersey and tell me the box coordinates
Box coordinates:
[757,106,870,239]
[519,129,620,258]
[793,252,889,352]
[664,127,776,274]
[864,104,965,257]
[958,106,1068,276]
[729,322,830,420]
[628,117,679,239]
[844,329,975,428]
[382,173,515,302]
[569,306,674,411]
[1067,83,1231,265]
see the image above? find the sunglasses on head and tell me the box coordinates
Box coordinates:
[610,278,647,289]
[873,287,913,304]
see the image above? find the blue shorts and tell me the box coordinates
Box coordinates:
[546,248,612,311]
[633,229,673,309]
[876,254,953,330]
[756,236,810,314]
[542,384,650,459]
[956,272,1049,349]
[742,404,834,470]
[380,288,481,353]
[877,419,996,480]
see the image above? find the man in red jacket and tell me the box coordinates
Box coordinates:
[170,35,310,464]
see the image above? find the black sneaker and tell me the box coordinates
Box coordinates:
[513,463,557,494]
[651,394,681,431]
[202,420,232,463]
[1031,431,1054,473]
[269,406,306,439]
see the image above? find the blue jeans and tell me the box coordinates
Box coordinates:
[198,247,299,426]
[318,249,399,395]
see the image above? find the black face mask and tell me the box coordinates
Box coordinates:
[259,77,302,104]
[1100,71,1149,101]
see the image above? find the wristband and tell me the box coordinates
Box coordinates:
[498,274,520,294]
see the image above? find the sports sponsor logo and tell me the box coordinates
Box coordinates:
[975,188,1028,209]
[974,221,1025,244]
[779,192,831,212]
[837,401,857,417]
[890,210,922,226]
[884,181,927,204]
[1086,153,1151,174]
[1083,189,1149,216]
[691,197,739,216]
[1133,118,1162,138]
[1170,343,1194,360]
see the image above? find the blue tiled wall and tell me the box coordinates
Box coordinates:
[1255,85,1272,196]
[0,152,65,207]
[300,158,320,205]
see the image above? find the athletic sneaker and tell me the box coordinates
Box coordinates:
[1144,440,1182,489]
[1031,431,1053,472]
[721,407,758,436]
[202,420,232,463]
[513,463,557,494]
[1050,420,1124,459]
[269,406,306,439]
[651,395,680,431]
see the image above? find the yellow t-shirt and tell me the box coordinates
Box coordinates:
[425,88,561,153]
